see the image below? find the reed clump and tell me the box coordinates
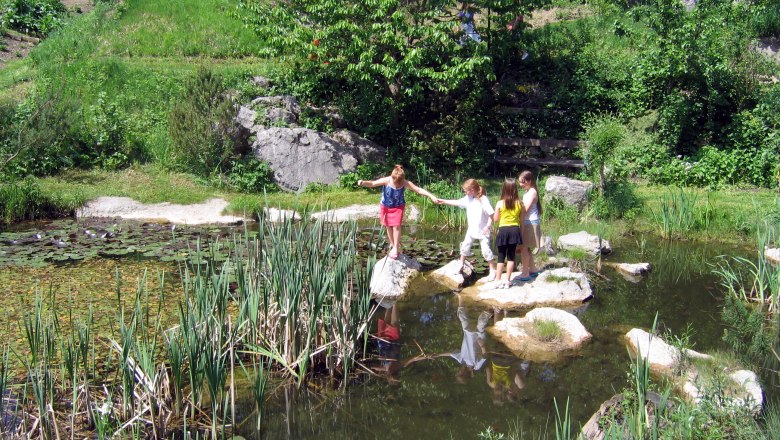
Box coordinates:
[0,215,376,438]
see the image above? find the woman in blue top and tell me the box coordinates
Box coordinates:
[358,165,438,259]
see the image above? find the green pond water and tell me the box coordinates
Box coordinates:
[231,233,760,439]
[0,219,763,439]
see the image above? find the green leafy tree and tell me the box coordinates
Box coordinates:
[236,0,544,136]
[584,114,625,195]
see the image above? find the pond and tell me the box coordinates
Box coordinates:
[235,232,751,439]
[0,219,759,439]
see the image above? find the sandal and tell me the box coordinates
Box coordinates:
[530,271,540,278]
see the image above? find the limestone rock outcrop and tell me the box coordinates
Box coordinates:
[557,231,612,256]
[489,307,592,362]
[544,176,592,211]
[369,255,422,304]
[463,267,592,309]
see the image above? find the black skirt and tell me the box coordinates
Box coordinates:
[495,225,522,247]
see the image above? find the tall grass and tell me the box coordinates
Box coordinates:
[0,178,79,225]
[649,188,716,239]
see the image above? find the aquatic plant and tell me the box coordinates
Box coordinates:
[532,319,562,343]
[650,188,716,239]
[714,229,780,312]
[0,211,378,438]
[553,397,572,440]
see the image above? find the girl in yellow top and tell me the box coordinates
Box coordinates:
[492,178,523,288]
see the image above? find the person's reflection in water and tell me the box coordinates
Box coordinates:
[434,294,492,383]
[486,352,530,405]
[486,307,530,405]
[373,300,427,383]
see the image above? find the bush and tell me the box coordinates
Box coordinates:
[0,0,67,37]
[338,162,387,189]
[750,0,780,37]
[583,114,625,194]
[168,69,242,178]
[0,88,81,178]
[227,158,277,193]
[588,179,641,220]
[77,91,132,170]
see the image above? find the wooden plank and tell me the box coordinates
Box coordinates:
[495,156,585,168]
[497,137,586,149]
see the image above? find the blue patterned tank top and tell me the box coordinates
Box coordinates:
[380,184,406,208]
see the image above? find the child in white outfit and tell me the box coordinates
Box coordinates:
[437,179,497,278]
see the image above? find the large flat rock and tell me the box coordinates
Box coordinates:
[488,307,592,362]
[461,267,592,309]
[76,197,248,225]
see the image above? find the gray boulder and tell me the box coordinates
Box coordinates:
[236,106,262,133]
[261,207,301,222]
[330,129,387,164]
[544,176,592,211]
[464,267,592,309]
[430,260,475,290]
[251,95,301,116]
[252,127,359,191]
[557,231,612,256]
[369,255,422,304]
[488,307,592,362]
[251,76,273,88]
[766,247,780,264]
[540,235,556,256]
[625,328,762,413]
[266,107,298,126]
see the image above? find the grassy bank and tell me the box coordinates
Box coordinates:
[32,168,780,248]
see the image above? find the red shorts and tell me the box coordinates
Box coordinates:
[380,205,405,227]
[378,319,400,341]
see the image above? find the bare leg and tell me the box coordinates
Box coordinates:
[495,262,505,283]
[520,246,537,276]
[389,226,401,258]
[385,226,393,254]
[506,260,516,281]
[519,246,530,277]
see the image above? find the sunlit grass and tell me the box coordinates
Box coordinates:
[97,0,267,58]
[532,319,562,343]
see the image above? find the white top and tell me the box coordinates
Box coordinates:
[523,190,540,224]
[456,195,494,237]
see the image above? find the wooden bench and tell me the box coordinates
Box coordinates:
[494,137,586,170]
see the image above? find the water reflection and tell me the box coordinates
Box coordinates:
[433,294,491,384]
[486,308,531,406]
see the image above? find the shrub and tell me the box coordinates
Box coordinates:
[583,114,625,195]
[338,162,387,189]
[750,0,780,37]
[227,158,278,194]
[77,91,132,170]
[168,69,242,178]
[588,179,641,220]
[0,0,67,37]
[0,87,81,178]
